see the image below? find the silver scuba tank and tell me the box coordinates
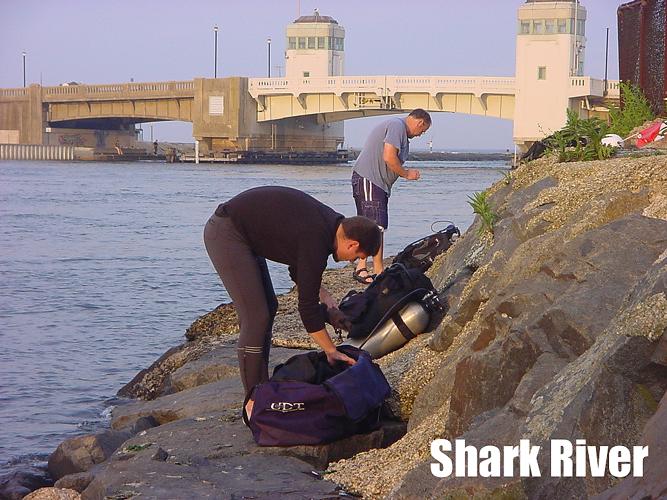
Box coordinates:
[342,293,439,359]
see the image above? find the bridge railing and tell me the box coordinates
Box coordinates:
[40,81,195,101]
[570,77,620,98]
[0,88,29,98]
[248,75,517,98]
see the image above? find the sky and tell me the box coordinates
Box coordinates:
[1,0,624,151]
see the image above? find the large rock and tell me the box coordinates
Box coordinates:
[53,472,93,493]
[82,411,401,499]
[327,156,667,498]
[160,343,299,395]
[394,229,666,498]
[112,347,302,429]
[47,417,157,480]
[23,488,80,500]
[594,390,667,499]
[0,468,52,500]
[160,344,239,394]
[111,377,246,430]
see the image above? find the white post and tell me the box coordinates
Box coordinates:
[195,140,200,164]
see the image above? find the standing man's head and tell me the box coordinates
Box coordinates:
[405,109,432,138]
[334,216,382,262]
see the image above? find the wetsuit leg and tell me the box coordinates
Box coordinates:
[203,213,274,397]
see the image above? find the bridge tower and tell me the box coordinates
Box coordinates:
[285,10,345,78]
[514,0,587,147]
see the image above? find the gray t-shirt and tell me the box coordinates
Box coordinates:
[353,117,409,196]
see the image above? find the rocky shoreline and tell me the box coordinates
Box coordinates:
[3,153,666,499]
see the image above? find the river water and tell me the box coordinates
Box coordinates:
[0,159,505,474]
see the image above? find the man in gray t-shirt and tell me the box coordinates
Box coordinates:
[351,109,431,284]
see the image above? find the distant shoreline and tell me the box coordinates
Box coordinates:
[154,142,513,164]
[346,149,512,162]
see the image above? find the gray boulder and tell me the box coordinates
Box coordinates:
[82,412,397,499]
[48,417,157,480]
[0,468,52,500]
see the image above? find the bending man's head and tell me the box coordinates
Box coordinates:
[335,216,382,262]
[406,109,432,138]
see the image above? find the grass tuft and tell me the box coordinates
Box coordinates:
[467,191,498,236]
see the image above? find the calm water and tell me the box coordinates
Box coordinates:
[0,159,505,474]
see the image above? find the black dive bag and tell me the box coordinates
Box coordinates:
[339,263,437,340]
[392,224,460,273]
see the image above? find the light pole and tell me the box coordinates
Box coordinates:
[22,51,26,87]
[604,27,610,96]
[267,38,271,78]
[213,25,219,78]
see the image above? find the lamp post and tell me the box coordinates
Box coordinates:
[267,38,271,78]
[604,27,610,96]
[22,51,26,87]
[213,25,219,78]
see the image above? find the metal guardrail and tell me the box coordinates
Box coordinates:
[0,144,75,161]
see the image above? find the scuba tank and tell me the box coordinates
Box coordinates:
[342,291,443,359]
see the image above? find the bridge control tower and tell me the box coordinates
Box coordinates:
[514,0,588,145]
[285,10,345,78]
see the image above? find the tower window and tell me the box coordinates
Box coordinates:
[520,21,531,34]
[557,19,568,33]
[533,20,543,34]
[577,19,585,36]
[298,37,306,49]
[538,66,547,80]
[308,37,316,49]
[318,36,326,49]
[545,19,555,33]
[288,37,296,50]
[303,71,310,78]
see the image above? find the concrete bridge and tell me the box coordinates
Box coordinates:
[0,1,625,158]
[0,74,618,156]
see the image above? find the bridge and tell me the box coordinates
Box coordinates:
[0,74,618,157]
[0,1,626,159]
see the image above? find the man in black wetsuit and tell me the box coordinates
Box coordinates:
[203,186,382,412]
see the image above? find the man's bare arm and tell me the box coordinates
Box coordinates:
[383,143,420,180]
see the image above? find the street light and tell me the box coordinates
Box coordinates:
[267,38,271,78]
[22,51,26,87]
[604,27,610,96]
[213,25,219,78]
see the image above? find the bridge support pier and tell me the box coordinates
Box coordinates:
[192,78,343,158]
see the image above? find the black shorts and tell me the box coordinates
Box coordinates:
[351,171,388,229]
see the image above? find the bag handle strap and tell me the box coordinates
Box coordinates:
[391,310,417,340]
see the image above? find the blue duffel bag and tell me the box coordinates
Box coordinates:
[242,346,391,446]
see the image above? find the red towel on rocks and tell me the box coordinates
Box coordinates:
[636,122,662,148]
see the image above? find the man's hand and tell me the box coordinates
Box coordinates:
[309,329,355,367]
[325,348,356,367]
[325,307,352,332]
[405,168,420,180]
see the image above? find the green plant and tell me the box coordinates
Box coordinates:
[467,191,498,236]
[502,170,513,185]
[124,443,152,452]
[609,82,655,137]
[579,117,614,160]
[546,110,614,162]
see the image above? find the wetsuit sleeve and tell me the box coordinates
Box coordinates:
[294,239,329,333]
